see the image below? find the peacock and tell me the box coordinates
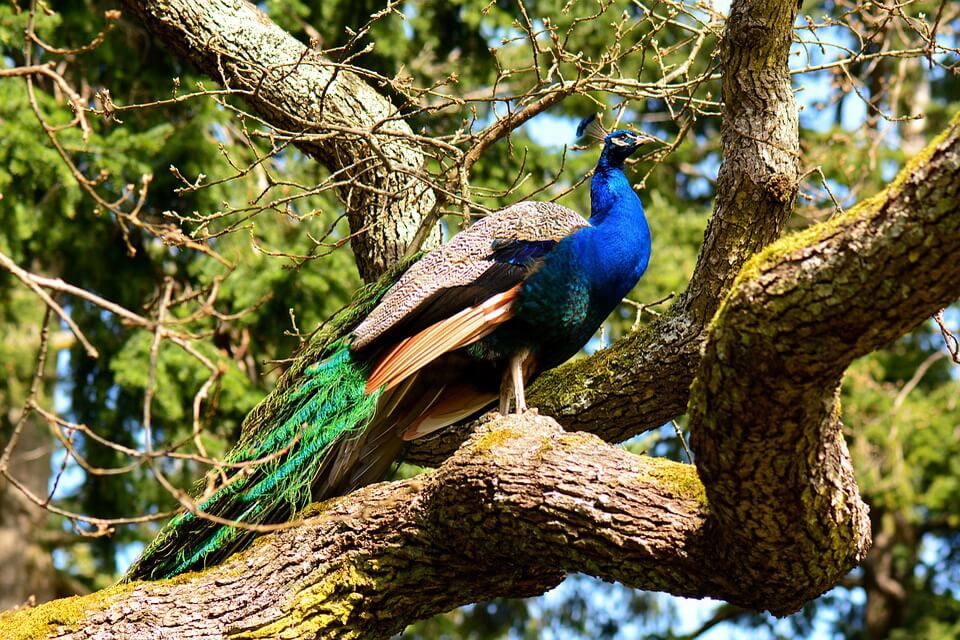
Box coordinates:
[125,116,659,581]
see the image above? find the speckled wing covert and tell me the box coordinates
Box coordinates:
[350,201,588,352]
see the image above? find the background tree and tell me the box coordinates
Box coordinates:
[0,0,957,637]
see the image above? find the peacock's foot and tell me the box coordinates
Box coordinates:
[513,404,542,417]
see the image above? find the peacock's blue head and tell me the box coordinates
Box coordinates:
[576,115,659,169]
[597,129,658,168]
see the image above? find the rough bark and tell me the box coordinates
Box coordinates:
[122,0,803,448]
[0,416,720,639]
[4,112,958,639]
[120,0,439,282]
[536,0,801,430]
[121,0,802,464]
[689,112,960,611]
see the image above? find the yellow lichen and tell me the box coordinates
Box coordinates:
[636,457,709,510]
[472,427,522,453]
[533,436,555,459]
[887,110,959,195]
[235,563,373,639]
[0,584,130,640]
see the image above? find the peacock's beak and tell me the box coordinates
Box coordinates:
[627,131,661,147]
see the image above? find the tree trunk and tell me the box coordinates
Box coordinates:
[0,416,56,612]
[0,306,76,611]
[861,508,914,639]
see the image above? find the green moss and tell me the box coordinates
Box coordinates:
[528,326,651,413]
[472,427,522,453]
[731,197,861,293]
[527,357,594,412]
[235,562,375,639]
[887,110,959,195]
[297,495,343,519]
[0,584,130,640]
[636,457,708,510]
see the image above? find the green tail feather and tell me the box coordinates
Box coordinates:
[125,340,381,581]
[124,254,421,582]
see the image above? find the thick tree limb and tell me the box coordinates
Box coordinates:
[2,416,704,639]
[533,0,802,432]
[690,112,960,611]
[121,0,439,281]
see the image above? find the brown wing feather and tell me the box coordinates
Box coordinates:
[364,285,521,393]
[351,202,586,350]
[401,383,496,441]
[315,375,497,498]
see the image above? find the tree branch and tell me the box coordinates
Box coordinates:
[121,0,440,281]
[1,416,703,639]
[529,0,802,424]
[689,111,960,611]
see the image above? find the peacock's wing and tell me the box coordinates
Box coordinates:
[350,201,588,353]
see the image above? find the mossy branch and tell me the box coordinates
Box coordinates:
[3,415,711,639]
[688,109,960,613]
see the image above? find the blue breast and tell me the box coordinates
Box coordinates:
[484,164,651,370]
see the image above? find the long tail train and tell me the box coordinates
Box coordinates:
[124,340,380,581]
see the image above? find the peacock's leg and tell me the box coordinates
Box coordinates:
[499,350,532,414]
[511,359,526,414]
[511,349,532,414]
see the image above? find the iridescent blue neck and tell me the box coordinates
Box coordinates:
[581,160,651,309]
[596,145,626,171]
[589,164,642,226]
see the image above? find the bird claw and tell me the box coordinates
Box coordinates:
[512,405,540,417]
